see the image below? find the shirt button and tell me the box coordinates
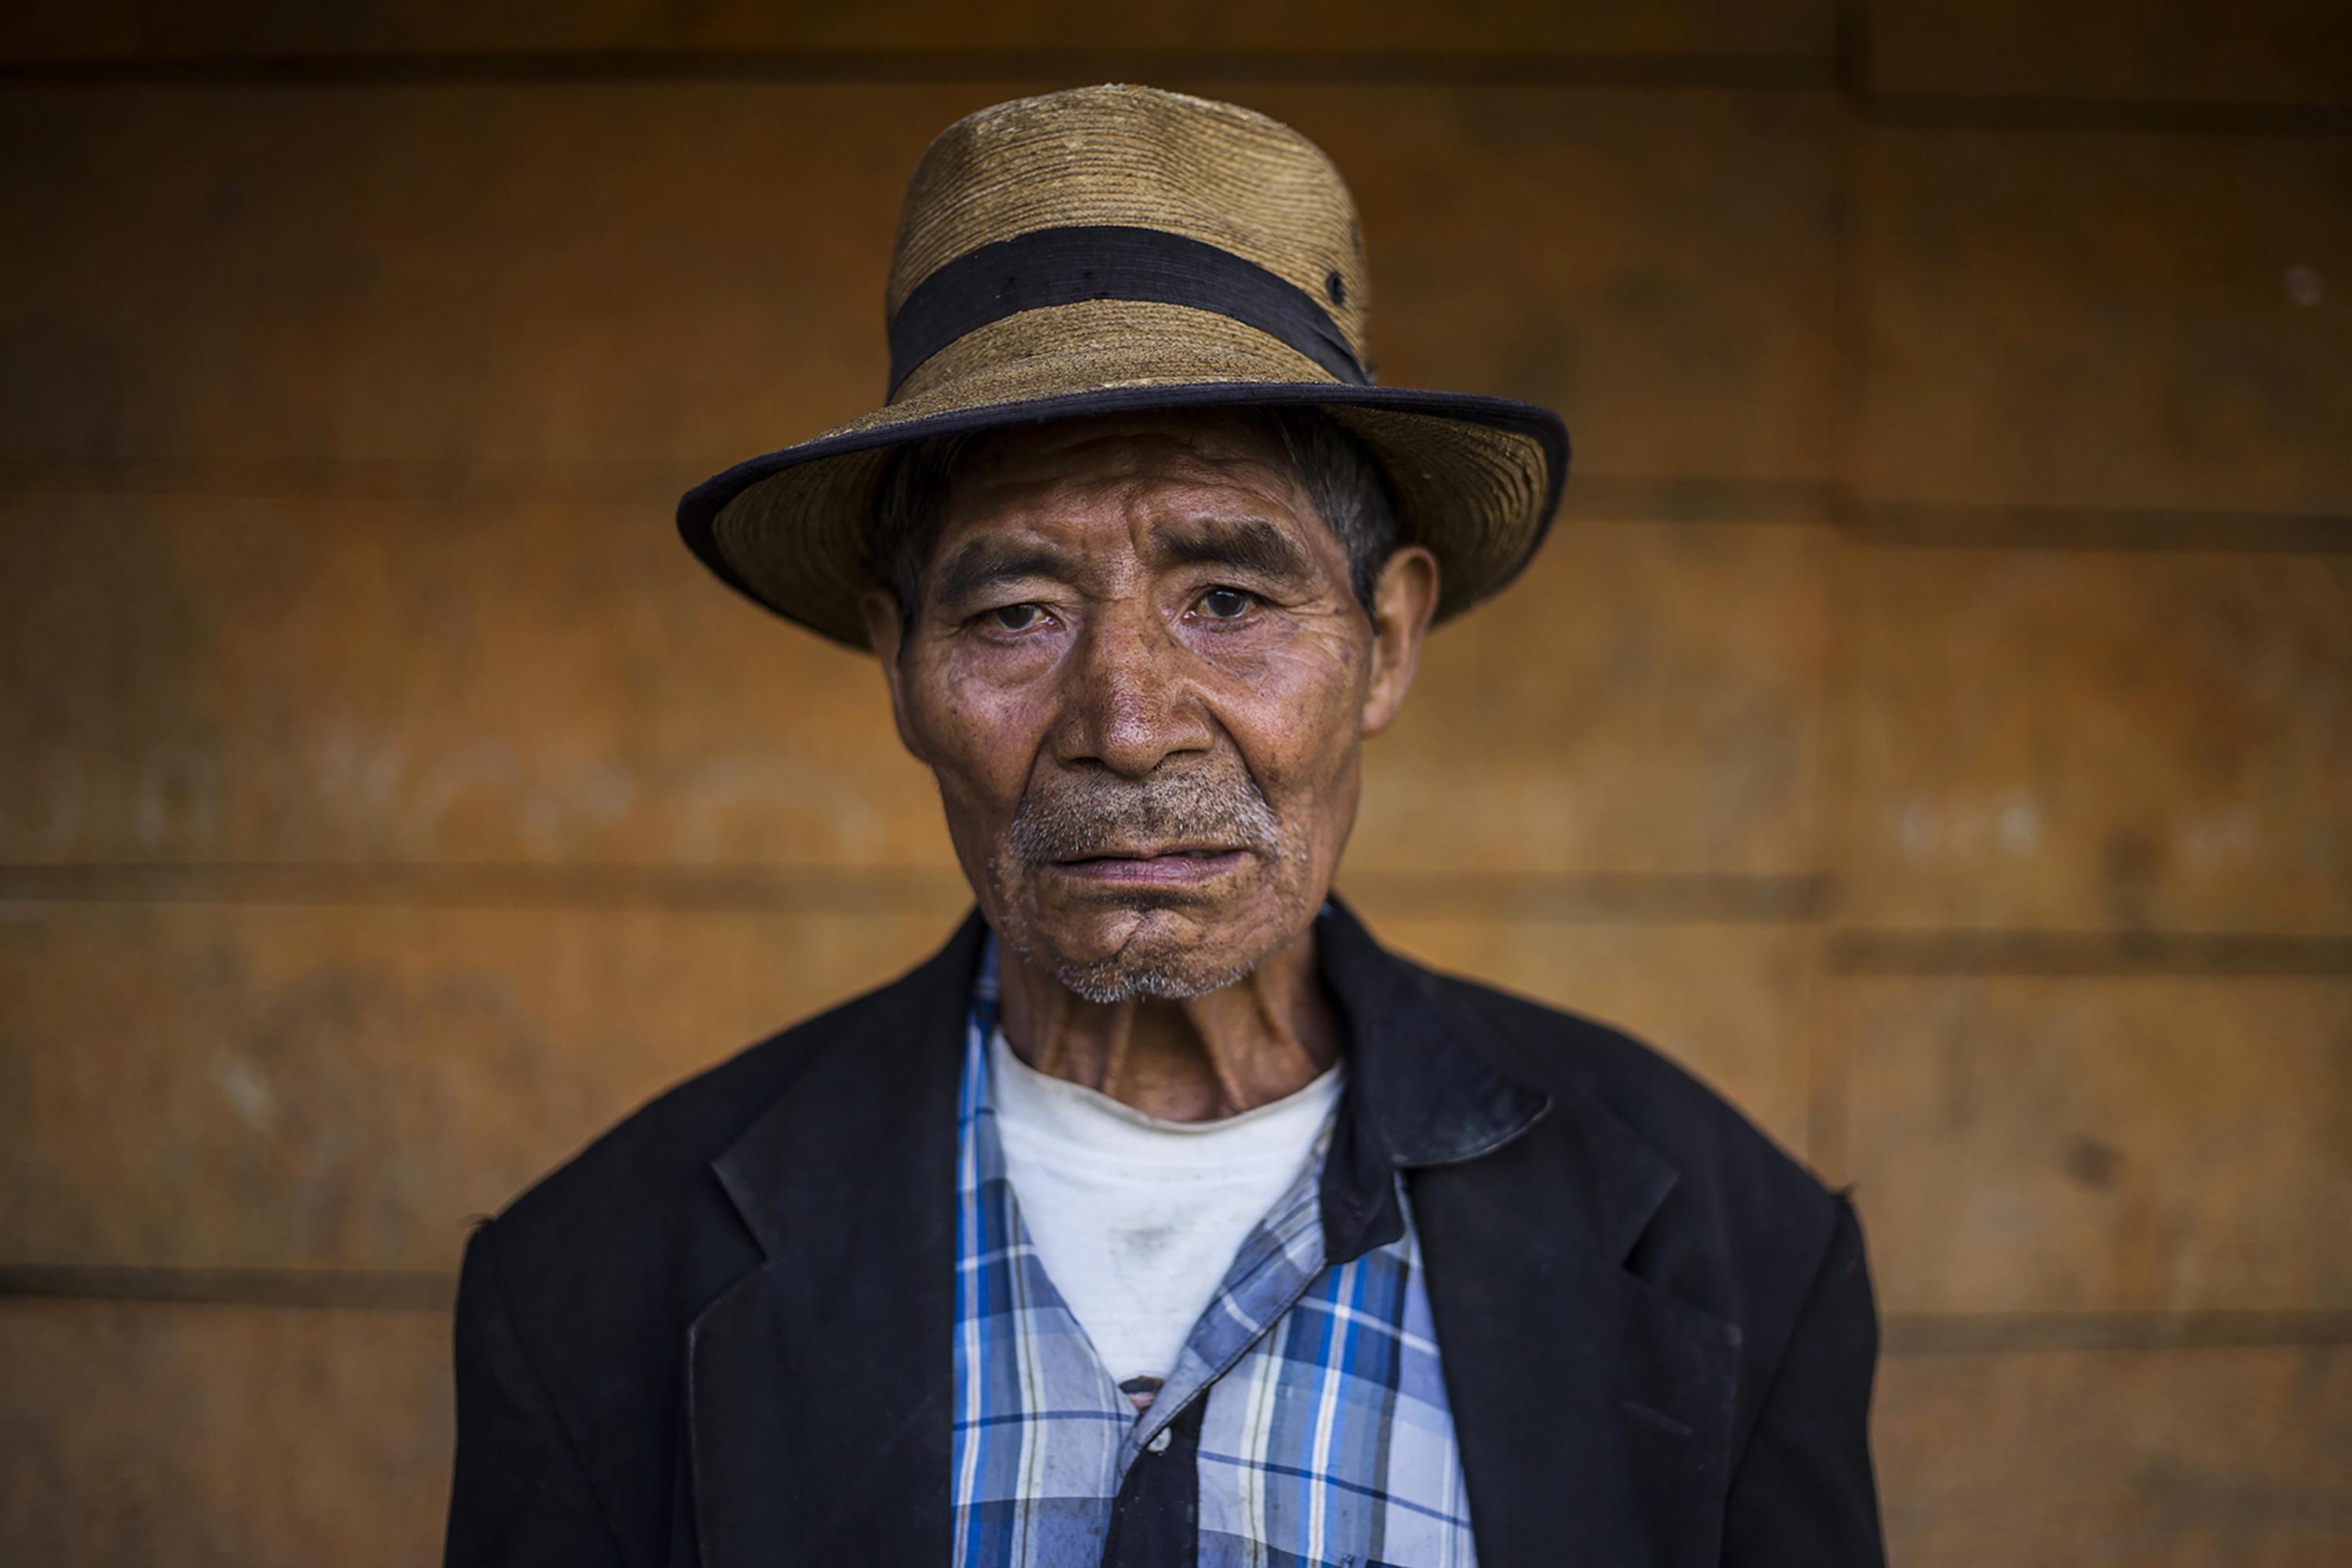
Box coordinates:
[1146,1427,1172,1454]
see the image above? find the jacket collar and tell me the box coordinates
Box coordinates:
[683,900,1730,1568]
[1311,895,1552,1262]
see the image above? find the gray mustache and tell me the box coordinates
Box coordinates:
[1003,768,1285,863]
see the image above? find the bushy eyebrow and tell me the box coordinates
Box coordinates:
[925,514,1317,609]
[927,539,1075,608]
[1149,516,1315,582]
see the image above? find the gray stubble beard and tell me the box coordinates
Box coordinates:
[988,764,1316,1004]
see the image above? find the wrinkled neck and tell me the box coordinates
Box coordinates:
[994,925,1341,1122]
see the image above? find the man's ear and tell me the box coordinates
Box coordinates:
[1361,545,1439,738]
[858,588,930,763]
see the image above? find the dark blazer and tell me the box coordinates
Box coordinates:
[445,901,1885,1567]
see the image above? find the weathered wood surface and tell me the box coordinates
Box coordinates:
[1856,128,2352,515]
[0,1300,454,1568]
[1835,972,2352,1315]
[0,901,963,1273]
[1864,0,2352,107]
[1875,1345,2352,1566]
[1834,545,2352,935]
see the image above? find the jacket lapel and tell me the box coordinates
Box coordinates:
[682,913,985,1568]
[1412,1105,1740,1567]
[1318,902,1741,1567]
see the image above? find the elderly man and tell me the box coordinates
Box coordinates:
[445,86,1884,1567]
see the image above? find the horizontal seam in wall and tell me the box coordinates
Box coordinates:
[6,873,2349,963]
[1846,499,2352,554]
[0,47,1838,92]
[1882,1310,2352,1353]
[2,53,2345,136]
[6,467,2346,552]
[1857,89,2352,138]
[1828,929,2352,977]
[0,865,1833,924]
[0,1265,457,1311]
[0,862,976,915]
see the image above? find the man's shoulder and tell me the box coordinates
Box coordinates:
[1421,960,1847,1284]
[487,973,898,1241]
[474,957,929,1298]
[1434,965,1807,1166]
[446,920,981,1564]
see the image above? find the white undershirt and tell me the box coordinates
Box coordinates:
[987,1025,1345,1389]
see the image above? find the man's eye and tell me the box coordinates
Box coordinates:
[982,602,1048,633]
[1195,587,1258,620]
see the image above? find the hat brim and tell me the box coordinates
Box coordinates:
[677,379,1569,650]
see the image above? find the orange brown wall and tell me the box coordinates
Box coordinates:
[2,3,2347,1563]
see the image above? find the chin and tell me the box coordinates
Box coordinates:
[1008,884,1308,1005]
[1043,924,1263,1003]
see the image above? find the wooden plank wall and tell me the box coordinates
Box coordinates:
[2,3,2347,1561]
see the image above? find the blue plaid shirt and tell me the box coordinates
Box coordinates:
[952,946,1479,1567]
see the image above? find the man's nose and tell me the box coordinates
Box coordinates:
[1054,608,1214,777]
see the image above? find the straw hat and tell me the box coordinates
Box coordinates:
[677,84,1570,648]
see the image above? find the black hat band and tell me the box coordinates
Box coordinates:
[885,223,1370,398]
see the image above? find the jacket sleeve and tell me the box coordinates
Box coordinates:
[1720,1193,1889,1567]
[444,1220,626,1568]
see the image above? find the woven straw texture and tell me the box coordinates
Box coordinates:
[687,84,1568,648]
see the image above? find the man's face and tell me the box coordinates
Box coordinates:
[863,410,1433,1002]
